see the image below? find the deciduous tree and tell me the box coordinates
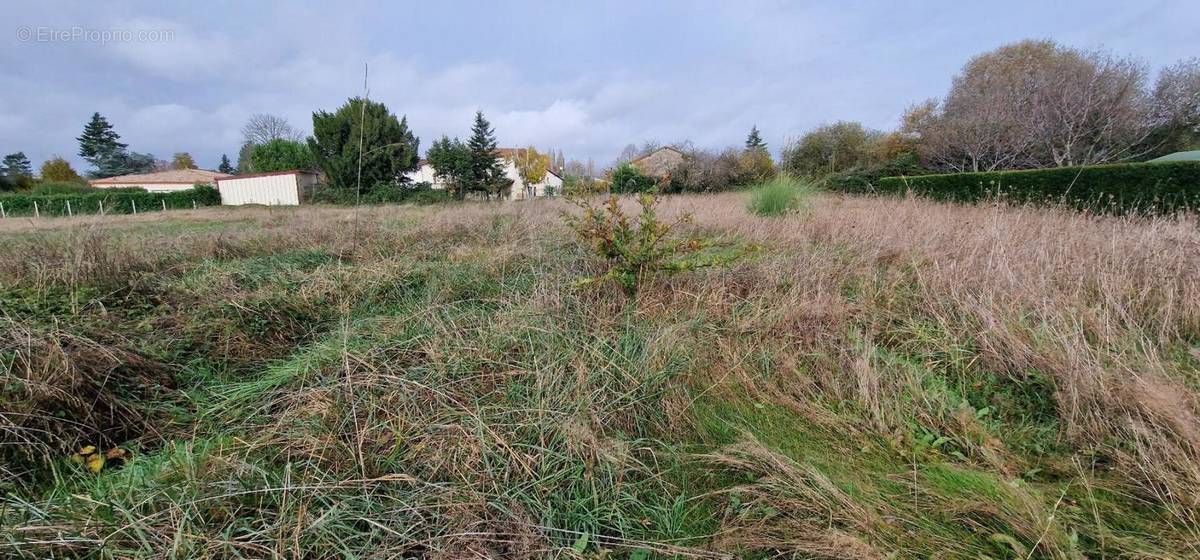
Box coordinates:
[171,152,198,170]
[909,40,1156,170]
[1148,57,1200,153]
[40,156,84,183]
[781,121,881,177]
[514,146,549,197]
[242,113,302,145]
[426,136,472,199]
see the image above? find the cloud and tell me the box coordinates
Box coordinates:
[105,18,238,82]
[3,0,1198,173]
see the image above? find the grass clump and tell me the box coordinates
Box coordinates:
[747,174,816,216]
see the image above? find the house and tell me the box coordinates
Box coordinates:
[629,146,686,177]
[89,169,231,192]
[404,149,564,200]
[215,170,319,206]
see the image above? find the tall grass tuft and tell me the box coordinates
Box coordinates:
[747,174,816,216]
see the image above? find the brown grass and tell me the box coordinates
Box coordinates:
[2,193,1198,556]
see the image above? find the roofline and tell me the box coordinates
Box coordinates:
[216,169,318,182]
[628,146,685,164]
[90,180,218,185]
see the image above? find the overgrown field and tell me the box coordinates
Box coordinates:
[2,194,1198,558]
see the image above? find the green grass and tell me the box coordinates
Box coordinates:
[747,174,817,216]
[1,200,1195,558]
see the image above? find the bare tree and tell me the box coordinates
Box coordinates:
[910,40,1158,171]
[1149,58,1200,153]
[241,113,303,146]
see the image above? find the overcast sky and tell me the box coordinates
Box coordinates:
[3,1,1197,172]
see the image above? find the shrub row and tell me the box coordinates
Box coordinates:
[0,184,221,217]
[307,182,454,205]
[875,161,1200,214]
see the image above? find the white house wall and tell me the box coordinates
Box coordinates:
[407,161,563,200]
[94,182,202,193]
[218,174,301,206]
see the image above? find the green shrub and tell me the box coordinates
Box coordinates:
[823,153,929,194]
[748,175,816,217]
[0,184,220,217]
[565,193,698,296]
[27,182,100,196]
[876,161,1200,214]
[250,139,316,173]
[308,182,453,206]
[610,163,658,194]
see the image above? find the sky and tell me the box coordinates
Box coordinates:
[2,0,1197,173]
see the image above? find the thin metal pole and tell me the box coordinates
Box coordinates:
[34,201,39,218]
[99,200,105,216]
[162,199,167,211]
[132,199,137,215]
[66,200,73,217]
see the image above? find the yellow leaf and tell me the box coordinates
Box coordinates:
[79,445,96,456]
[86,453,105,473]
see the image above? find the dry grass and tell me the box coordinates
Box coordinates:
[1,194,1198,557]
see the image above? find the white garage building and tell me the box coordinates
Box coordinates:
[215,170,319,206]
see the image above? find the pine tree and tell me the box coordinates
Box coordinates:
[218,154,234,174]
[466,111,508,197]
[746,125,767,152]
[78,112,128,167]
[2,152,33,177]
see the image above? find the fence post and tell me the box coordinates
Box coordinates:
[0,202,5,219]
[66,200,73,217]
[192,200,197,210]
[99,200,105,216]
[34,201,39,218]
[162,199,167,212]
[132,199,137,215]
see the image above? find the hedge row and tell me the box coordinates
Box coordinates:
[0,184,221,218]
[875,161,1200,214]
[307,183,454,205]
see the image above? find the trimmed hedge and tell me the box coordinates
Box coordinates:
[876,161,1200,214]
[308,183,454,206]
[0,184,221,217]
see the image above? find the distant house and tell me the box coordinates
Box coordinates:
[405,148,564,200]
[629,146,685,177]
[89,169,231,192]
